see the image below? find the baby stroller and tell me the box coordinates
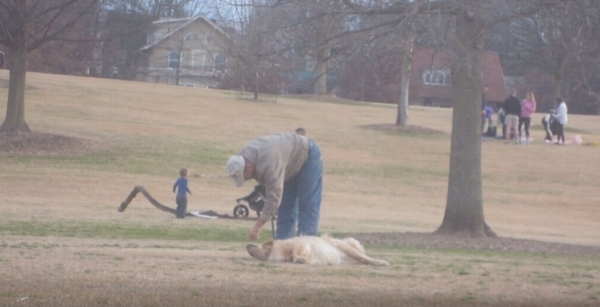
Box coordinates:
[233,185,266,218]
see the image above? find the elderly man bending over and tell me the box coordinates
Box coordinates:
[226,133,323,241]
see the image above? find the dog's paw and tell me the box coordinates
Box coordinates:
[377,260,391,266]
[292,257,307,264]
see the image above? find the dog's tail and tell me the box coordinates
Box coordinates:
[331,237,390,266]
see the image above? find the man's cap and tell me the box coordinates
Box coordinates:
[226,155,245,187]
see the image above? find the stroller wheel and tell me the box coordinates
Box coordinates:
[233,204,250,218]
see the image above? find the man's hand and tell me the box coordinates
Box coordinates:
[249,219,267,241]
[249,228,261,241]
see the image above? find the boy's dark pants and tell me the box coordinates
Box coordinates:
[542,119,553,141]
[175,194,187,218]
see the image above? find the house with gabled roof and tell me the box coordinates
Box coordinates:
[136,15,233,88]
[410,48,507,107]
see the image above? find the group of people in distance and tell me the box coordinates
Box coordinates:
[482,86,569,145]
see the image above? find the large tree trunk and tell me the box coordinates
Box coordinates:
[552,78,563,110]
[435,5,496,238]
[553,73,563,104]
[1,40,30,134]
[396,32,415,126]
[1,0,101,134]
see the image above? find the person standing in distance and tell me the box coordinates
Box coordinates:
[503,89,521,144]
[173,168,192,219]
[226,133,323,241]
[554,97,568,145]
[519,92,537,144]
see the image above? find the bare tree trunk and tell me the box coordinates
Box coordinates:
[551,58,568,109]
[314,46,329,95]
[254,71,259,100]
[118,185,259,220]
[396,32,415,126]
[435,4,496,238]
[175,56,181,86]
[550,78,563,111]
[0,0,100,134]
[1,36,30,134]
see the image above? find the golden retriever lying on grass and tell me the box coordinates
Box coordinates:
[246,235,390,266]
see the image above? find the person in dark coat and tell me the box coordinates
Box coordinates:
[503,89,521,144]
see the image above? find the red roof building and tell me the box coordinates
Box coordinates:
[409,48,507,107]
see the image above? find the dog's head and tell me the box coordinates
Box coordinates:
[246,240,274,261]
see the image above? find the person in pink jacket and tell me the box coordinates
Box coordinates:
[519,92,537,144]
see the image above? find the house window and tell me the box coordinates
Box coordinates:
[185,33,192,42]
[214,54,226,72]
[191,50,205,67]
[206,35,213,44]
[423,68,452,85]
[168,52,180,68]
[146,32,154,44]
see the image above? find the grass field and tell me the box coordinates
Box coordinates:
[1,70,599,306]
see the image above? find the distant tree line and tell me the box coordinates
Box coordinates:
[3,1,599,115]
[203,0,600,116]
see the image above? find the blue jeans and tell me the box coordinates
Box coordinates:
[175,194,187,218]
[275,141,323,239]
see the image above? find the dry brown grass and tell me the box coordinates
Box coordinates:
[1,236,598,307]
[1,70,599,306]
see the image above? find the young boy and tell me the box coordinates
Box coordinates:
[173,168,192,219]
[541,112,555,143]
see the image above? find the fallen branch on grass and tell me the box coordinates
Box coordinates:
[117,185,256,220]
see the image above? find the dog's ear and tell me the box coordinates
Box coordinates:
[262,240,274,252]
